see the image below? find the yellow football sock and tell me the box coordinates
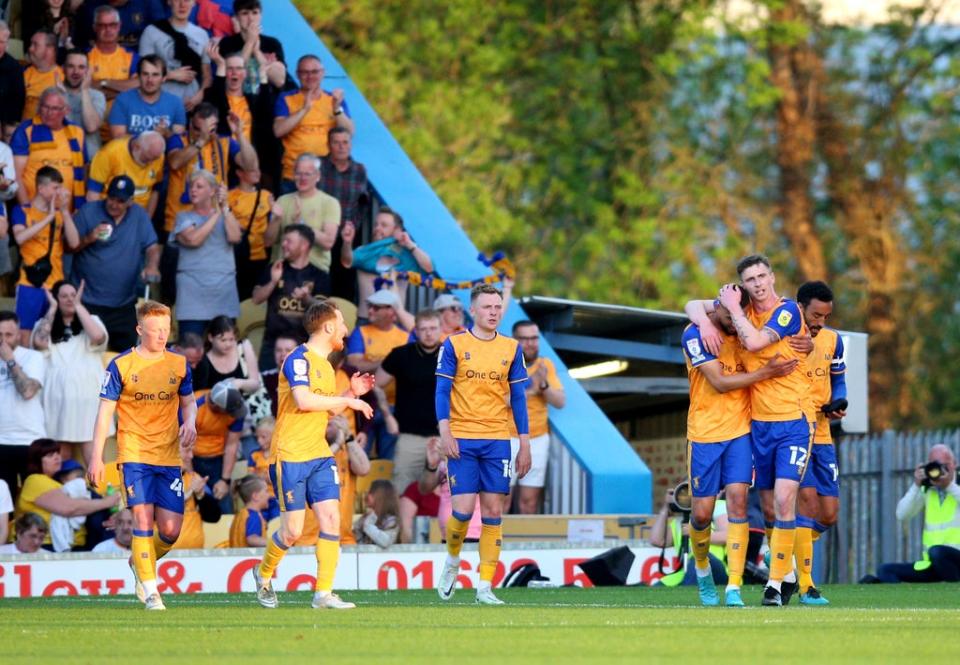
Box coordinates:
[478,519,502,583]
[764,521,774,545]
[726,518,749,587]
[795,517,815,593]
[689,520,712,570]
[446,510,472,558]
[259,530,289,581]
[315,532,340,592]
[132,531,157,582]
[153,531,175,560]
[769,521,796,582]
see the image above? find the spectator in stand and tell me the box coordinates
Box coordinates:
[48,458,92,552]
[205,43,283,191]
[170,170,241,337]
[138,0,211,112]
[228,474,270,547]
[271,153,340,273]
[16,438,119,550]
[192,315,261,393]
[0,311,47,494]
[0,139,15,203]
[191,379,245,514]
[354,479,399,549]
[432,294,466,341]
[322,127,366,301]
[0,21,26,142]
[218,0,288,93]
[173,331,204,367]
[346,289,410,460]
[23,0,76,60]
[0,478,11,543]
[164,102,255,235]
[70,175,161,352]
[74,0,167,51]
[251,224,329,370]
[419,436,482,544]
[246,415,273,485]
[327,414,370,545]
[22,31,64,121]
[0,512,47,554]
[273,55,354,193]
[507,320,565,514]
[12,87,87,209]
[11,167,81,346]
[108,55,186,138]
[91,505,134,553]
[87,6,141,118]
[30,280,108,466]
[227,160,273,301]
[343,208,433,323]
[375,309,441,497]
[398,467,440,544]
[256,334,297,409]
[87,131,165,217]
[62,50,108,157]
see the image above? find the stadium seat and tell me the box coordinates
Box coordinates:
[202,516,233,548]
[329,297,357,332]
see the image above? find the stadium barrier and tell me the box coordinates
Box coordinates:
[0,542,675,598]
[829,429,960,583]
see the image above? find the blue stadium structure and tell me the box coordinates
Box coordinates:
[265,1,651,513]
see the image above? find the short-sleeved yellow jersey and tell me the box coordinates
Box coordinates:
[271,344,337,462]
[88,137,163,209]
[740,299,809,422]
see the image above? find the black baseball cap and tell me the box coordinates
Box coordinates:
[106,175,135,202]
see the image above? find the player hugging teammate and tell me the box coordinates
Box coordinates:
[684,255,847,607]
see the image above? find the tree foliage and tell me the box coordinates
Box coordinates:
[299,0,960,430]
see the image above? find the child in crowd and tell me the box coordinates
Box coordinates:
[246,416,279,520]
[354,479,400,549]
[229,475,271,548]
[49,459,89,552]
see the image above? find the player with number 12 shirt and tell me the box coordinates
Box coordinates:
[88,301,198,611]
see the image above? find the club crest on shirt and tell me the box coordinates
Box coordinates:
[501,359,508,366]
[464,352,471,360]
[685,338,705,363]
[101,370,112,392]
[168,370,178,385]
[130,374,139,383]
[292,358,308,382]
[777,310,793,327]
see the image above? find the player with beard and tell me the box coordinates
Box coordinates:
[681,287,798,606]
[252,299,374,610]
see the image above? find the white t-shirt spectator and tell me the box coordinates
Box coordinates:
[0,542,27,554]
[92,538,130,554]
[0,479,12,515]
[0,346,46,446]
[138,22,210,102]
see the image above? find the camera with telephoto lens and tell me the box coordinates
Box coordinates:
[922,461,949,487]
[669,481,692,515]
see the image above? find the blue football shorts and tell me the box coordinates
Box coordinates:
[750,416,813,490]
[270,457,340,511]
[119,462,185,514]
[688,433,753,497]
[447,438,511,496]
[799,443,840,497]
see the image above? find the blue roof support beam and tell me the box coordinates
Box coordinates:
[545,333,686,365]
[264,2,651,513]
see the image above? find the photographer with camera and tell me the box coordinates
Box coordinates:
[649,482,728,588]
[870,444,960,583]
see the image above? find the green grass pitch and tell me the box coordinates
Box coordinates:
[3,585,958,664]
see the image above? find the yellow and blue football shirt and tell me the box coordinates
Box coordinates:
[100,348,193,466]
[740,298,810,422]
[229,506,267,547]
[88,136,163,209]
[11,205,65,289]
[271,344,336,462]
[681,323,751,443]
[436,331,527,440]
[806,328,846,444]
[273,89,343,179]
[191,391,244,457]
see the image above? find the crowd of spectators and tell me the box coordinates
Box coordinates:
[0,0,560,555]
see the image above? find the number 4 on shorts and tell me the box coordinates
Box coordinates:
[169,477,183,497]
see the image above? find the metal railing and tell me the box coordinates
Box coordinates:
[825,429,960,583]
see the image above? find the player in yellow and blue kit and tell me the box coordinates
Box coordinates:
[795,281,847,605]
[88,301,197,611]
[435,284,530,606]
[252,299,374,610]
[687,254,814,606]
[682,286,798,607]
